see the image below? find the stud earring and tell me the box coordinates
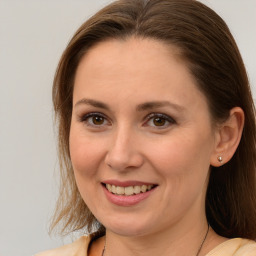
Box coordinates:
[217,156,223,163]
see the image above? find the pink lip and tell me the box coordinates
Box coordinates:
[102,183,157,207]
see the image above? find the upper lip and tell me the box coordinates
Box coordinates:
[102,179,157,187]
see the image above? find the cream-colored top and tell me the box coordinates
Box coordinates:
[35,236,256,256]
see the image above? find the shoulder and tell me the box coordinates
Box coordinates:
[35,236,91,256]
[206,238,256,256]
[234,239,256,256]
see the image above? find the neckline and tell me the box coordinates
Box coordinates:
[87,236,253,256]
[205,238,248,256]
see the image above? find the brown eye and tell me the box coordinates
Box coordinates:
[80,112,109,127]
[145,113,176,129]
[153,117,166,126]
[92,116,105,125]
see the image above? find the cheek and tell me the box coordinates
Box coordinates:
[69,128,107,211]
[147,132,212,213]
[147,130,213,180]
[69,127,104,178]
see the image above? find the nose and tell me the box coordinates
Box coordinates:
[104,126,144,172]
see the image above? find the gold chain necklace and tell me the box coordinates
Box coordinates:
[102,224,210,256]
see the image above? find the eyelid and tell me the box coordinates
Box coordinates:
[143,112,176,128]
[77,111,176,129]
[78,112,110,127]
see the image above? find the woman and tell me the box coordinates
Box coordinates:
[37,0,256,255]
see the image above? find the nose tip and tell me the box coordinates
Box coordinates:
[104,134,144,171]
[105,151,144,171]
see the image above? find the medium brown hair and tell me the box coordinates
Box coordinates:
[51,0,256,239]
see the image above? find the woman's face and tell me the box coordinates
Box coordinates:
[70,38,217,237]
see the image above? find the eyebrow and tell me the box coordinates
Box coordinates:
[136,101,185,112]
[74,98,110,110]
[74,98,184,112]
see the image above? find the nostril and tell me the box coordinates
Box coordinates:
[105,152,144,172]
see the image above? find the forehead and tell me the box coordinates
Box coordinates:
[73,37,209,116]
[76,37,183,79]
[75,38,190,89]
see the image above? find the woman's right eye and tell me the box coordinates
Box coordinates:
[79,113,109,128]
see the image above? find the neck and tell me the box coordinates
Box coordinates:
[103,219,212,256]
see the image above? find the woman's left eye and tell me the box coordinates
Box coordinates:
[90,115,106,125]
[144,113,176,129]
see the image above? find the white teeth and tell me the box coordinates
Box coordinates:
[105,184,155,196]
[116,186,125,195]
[134,186,141,194]
[124,186,134,196]
[141,185,147,193]
[111,185,116,194]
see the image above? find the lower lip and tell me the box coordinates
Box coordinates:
[102,185,157,206]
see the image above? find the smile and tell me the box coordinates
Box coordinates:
[105,184,155,196]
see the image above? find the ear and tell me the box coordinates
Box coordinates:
[210,107,244,167]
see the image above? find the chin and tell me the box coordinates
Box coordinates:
[101,215,155,237]
[108,225,150,237]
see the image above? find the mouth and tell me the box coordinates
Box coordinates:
[103,183,157,196]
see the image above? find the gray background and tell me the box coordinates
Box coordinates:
[0,1,255,256]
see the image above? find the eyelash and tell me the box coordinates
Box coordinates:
[79,112,176,129]
[143,113,176,129]
[79,112,109,128]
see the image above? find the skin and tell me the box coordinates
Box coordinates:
[70,38,243,256]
